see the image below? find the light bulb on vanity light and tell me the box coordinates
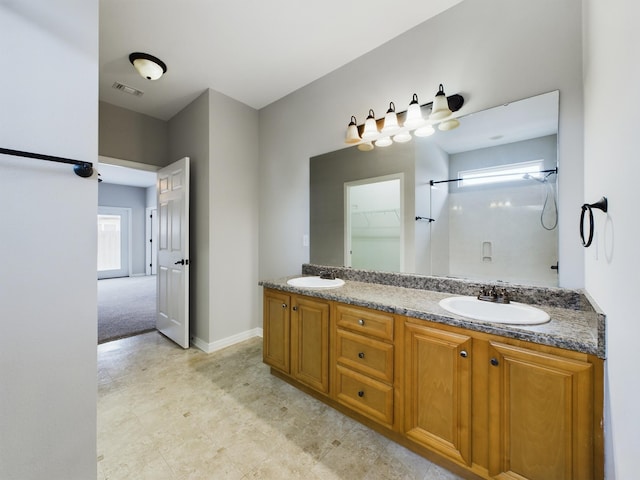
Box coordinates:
[438,118,460,131]
[381,102,400,135]
[414,124,435,137]
[429,84,453,121]
[404,93,425,129]
[361,109,379,141]
[345,116,361,144]
[375,136,393,147]
[393,131,412,143]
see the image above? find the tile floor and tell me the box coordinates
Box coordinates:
[98,331,464,480]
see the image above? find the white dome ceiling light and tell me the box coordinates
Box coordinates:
[129,52,167,81]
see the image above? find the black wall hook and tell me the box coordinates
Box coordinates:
[580,196,608,247]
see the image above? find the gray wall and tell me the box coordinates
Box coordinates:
[0,1,98,478]
[310,142,415,268]
[168,90,211,343]
[583,0,640,477]
[98,183,149,275]
[208,89,260,344]
[99,101,169,166]
[259,0,584,289]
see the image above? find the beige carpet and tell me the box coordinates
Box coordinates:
[97,276,156,344]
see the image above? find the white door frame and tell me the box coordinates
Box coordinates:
[145,207,158,275]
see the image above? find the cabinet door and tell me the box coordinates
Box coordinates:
[291,295,330,393]
[488,341,594,480]
[263,290,290,373]
[404,322,472,466]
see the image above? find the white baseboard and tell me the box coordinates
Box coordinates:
[191,327,263,354]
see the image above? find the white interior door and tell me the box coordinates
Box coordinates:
[156,157,190,348]
[97,206,131,279]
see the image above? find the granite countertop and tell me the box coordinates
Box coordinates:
[260,275,606,359]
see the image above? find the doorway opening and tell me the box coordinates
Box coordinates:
[97,157,158,344]
[344,174,404,272]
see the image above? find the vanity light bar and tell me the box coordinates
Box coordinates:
[345,85,464,149]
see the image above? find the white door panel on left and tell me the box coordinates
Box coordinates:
[156,157,190,348]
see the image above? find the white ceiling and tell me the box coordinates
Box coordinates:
[99,0,464,121]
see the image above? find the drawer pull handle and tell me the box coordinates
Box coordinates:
[490,357,499,367]
[460,350,468,358]
[358,352,365,359]
[358,319,365,326]
[357,390,365,397]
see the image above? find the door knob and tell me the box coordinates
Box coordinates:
[174,259,189,265]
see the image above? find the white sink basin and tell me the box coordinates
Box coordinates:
[287,276,345,289]
[439,296,550,325]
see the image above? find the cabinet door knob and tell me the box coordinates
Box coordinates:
[292,306,298,311]
[357,390,365,397]
[460,350,468,358]
[358,352,365,359]
[358,319,365,326]
[490,357,499,366]
[282,303,287,309]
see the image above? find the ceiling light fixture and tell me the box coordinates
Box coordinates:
[129,52,167,80]
[344,84,463,151]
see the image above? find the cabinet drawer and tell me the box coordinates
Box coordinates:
[336,329,393,383]
[335,304,394,341]
[335,365,393,426]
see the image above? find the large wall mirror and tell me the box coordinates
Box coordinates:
[310,90,559,287]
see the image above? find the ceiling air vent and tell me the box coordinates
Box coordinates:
[112,82,144,97]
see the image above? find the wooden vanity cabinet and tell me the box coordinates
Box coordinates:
[290,295,330,394]
[403,320,473,467]
[263,289,330,394]
[487,341,597,480]
[263,289,603,480]
[263,289,291,373]
[332,304,397,428]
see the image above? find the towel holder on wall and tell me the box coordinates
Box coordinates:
[0,147,94,178]
[580,196,608,247]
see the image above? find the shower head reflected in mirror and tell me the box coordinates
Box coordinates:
[523,173,548,183]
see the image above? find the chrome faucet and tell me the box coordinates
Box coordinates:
[477,286,510,304]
